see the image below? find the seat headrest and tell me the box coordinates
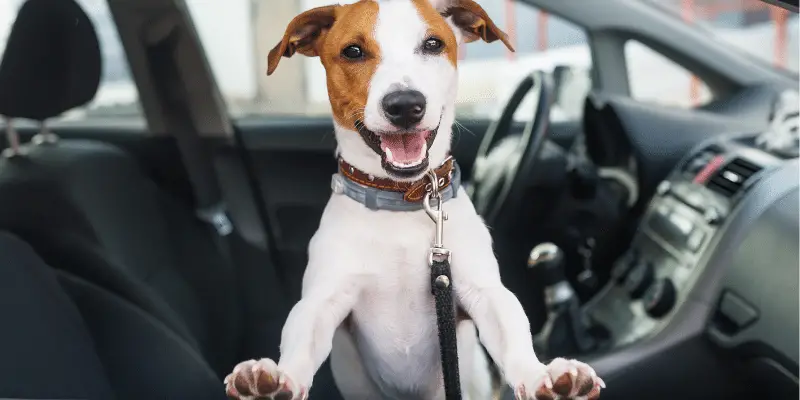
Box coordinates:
[0,0,102,121]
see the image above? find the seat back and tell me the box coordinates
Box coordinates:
[0,0,100,120]
[0,0,243,376]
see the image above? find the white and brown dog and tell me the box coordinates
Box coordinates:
[225,1,604,399]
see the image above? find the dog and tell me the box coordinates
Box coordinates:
[225,1,605,399]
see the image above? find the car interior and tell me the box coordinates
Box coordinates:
[0,0,796,399]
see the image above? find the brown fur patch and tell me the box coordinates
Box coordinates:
[411,0,459,67]
[267,1,380,130]
[267,5,339,75]
[443,0,515,52]
[318,1,381,129]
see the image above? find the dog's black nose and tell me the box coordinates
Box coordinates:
[382,90,426,129]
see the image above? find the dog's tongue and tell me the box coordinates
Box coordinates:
[380,132,427,164]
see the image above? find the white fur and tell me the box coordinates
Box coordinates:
[226,1,602,399]
[321,188,544,399]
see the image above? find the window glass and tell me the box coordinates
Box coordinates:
[625,40,714,108]
[643,0,799,74]
[0,0,141,121]
[627,0,799,108]
[187,0,592,122]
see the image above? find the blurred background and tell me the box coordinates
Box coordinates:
[0,0,796,121]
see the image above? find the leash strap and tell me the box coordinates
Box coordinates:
[431,258,461,399]
[423,172,462,400]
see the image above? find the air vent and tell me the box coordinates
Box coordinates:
[706,157,762,198]
[684,145,723,174]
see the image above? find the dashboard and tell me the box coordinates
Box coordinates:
[583,131,799,398]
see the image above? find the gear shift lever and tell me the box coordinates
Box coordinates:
[528,243,572,304]
[529,243,599,359]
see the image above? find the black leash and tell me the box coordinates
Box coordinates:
[431,258,461,399]
[423,172,462,400]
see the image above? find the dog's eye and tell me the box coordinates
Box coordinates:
[341,45,364,60]
[422,37,444,54]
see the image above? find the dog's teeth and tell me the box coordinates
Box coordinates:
[385,147,394,162]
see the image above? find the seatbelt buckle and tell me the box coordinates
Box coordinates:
[197,203,233,237]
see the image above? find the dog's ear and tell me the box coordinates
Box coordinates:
[442,0,514,52]
[267,5,339,75]
[428,0,453,11]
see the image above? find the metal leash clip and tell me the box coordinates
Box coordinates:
[423,169,452,267]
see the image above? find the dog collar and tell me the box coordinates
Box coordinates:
[332,157,461,211]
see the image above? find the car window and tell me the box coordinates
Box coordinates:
[187,0,592,123]
[0,0,141,121]
[649,0,798,75]
[631,0,799,108]
[625,40,714,108]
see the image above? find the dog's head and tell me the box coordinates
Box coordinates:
[268,0,512,180]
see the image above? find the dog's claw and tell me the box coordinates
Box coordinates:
[224,359,305,400]
[515,358,603,400]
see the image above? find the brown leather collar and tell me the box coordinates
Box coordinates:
[339,157,455,202]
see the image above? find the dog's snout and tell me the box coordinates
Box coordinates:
[382,90,426,129]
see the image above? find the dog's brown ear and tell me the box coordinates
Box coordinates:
[267,5,339,75]
[443,0,514,52]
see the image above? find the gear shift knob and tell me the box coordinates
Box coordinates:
[528,242,566,287]
[529,242,603,359]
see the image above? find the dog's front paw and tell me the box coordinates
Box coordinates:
[514,358,605,400]
[224,358,306,400]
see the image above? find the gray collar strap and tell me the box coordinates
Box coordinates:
[331,162,462,212]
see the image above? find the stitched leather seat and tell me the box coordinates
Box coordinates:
[0,0,297,398]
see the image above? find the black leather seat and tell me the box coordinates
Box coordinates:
[0,0,297,398]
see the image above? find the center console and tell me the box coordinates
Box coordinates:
[560,130,797,357]
[523,126,799,398]
[582,136,786,350]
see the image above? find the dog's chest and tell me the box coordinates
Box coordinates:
[319,192,489,396]
[348,215,444,396]
[351,216,438,342]
[322,196,443,369]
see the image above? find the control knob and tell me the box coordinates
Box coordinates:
[643,278,677,318]
[624,261,655,299]
[703,207,723,225]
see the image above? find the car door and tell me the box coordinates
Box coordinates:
[185,0,596,299]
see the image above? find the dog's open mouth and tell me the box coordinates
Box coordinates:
[356,121,439,178]
[380,131,431,167]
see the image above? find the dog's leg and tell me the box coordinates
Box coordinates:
[454,276,605,399]
[330,326,384,399]
[226,250,362,400]
[457,320,493,400]
[450,224,604,399]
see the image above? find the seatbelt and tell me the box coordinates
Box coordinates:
[174,129,236,271]
[145,34,235,258]
[172,127,233,238]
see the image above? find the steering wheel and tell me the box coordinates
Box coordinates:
[469,70,555,226]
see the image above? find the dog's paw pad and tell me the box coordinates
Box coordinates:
[516,359,604,400]
[224,359,303,400]
[253,361,282,394]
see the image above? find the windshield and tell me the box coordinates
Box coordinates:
[643,0,798,75]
